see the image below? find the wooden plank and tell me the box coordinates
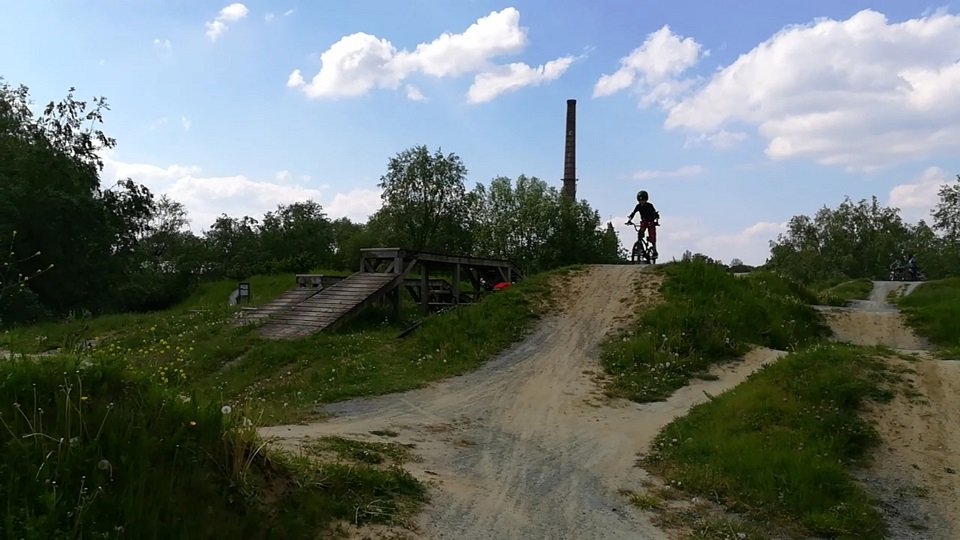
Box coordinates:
[317,281,391,290]
[267,312,342,322]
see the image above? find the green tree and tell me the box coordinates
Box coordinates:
[202,215,264,279]
[260,201,335,272]
[470,175,621,272]
[330,217,367,270]
[768,196,910,283]
[933,174,960,241]
[375,145,471,252]
[0,79,165,316]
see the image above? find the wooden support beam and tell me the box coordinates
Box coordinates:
[453,263,461,305]
[420,263,429,314]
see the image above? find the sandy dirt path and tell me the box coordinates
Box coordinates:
[818,281,960,540]
[260,265,784,539]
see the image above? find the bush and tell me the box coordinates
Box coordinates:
[0,286,51,327]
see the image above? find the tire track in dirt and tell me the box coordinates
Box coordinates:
[260,265,786,539]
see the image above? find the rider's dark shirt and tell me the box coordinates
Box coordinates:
[630,201,660,222]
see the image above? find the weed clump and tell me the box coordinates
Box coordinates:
[601,260,829,401]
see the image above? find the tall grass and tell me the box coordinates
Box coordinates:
[0,355,424,539]
[644,343,894,539]
[601,261,829,401]
[895,277,960,356]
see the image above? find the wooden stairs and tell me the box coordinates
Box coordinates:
[255,272,403,340]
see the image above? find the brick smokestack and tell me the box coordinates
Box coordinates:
[562,99,577,202]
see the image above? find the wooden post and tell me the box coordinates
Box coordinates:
[420,263,429,314]
[391,287,400,319]
[453,263,461,305]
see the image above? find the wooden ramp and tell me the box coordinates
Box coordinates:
[234,288,321,326]
[256,272,401,340]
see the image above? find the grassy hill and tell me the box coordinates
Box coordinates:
[0,266,578,538]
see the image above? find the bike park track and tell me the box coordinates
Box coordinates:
[260,268,960,540]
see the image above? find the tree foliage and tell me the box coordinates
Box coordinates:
[768,191,960,283]
[375,145,471,252]
[469,175,622,272]
[0,80,630,326]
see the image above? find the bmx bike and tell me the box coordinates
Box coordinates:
[626,220,658,264]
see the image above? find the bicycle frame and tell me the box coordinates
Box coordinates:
[627,222,657,264]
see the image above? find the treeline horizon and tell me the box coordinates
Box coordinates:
[0,80,622,327]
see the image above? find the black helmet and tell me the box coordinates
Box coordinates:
[637,190,648,202]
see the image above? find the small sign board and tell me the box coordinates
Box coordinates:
[237,282,251,303]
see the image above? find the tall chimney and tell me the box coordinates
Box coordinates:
[562,99,577,202]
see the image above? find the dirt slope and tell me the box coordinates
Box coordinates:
[823,281,960,540]
[260,265,784,539]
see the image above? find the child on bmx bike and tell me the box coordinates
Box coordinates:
[626,190,660,264]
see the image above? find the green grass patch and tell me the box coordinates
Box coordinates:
[894,278,960,357]
[0,266,578,424]
[817,278,873,307]
[643,343,894,539]
[601,260,829,402]
[0,355,425,539]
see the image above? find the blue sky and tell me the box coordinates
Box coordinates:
[2,0,959,265]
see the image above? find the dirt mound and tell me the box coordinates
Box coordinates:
[261,265,790,539]
[817,280,930,350]
[820,280,960,540]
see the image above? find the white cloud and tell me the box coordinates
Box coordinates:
[612,216,784,266]
[265,10,291,22]
[657,9,960,171]
[149,117,169,130]
[467,56,574,103]
[286,69,306,88]
[153,38,172,53]
[632,165,705,180]
[593,25,705,108]
[325,189,383,222]
[180,116,191,131]
[98,59,106,66]
[683,129,748,150]
[206,3,249,41]
[888,166,952,222]
[288,7,571,102]
[405,84,427,102]
[647,219,784,266]
[99,152,381,232]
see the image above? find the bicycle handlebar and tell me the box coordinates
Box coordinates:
[625,220,660,227]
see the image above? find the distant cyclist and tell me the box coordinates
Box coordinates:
[626,190,660,259]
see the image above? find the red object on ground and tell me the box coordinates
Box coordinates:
[493,282,512,291]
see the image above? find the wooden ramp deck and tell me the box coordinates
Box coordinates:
[256,272,402,340]
[234,288,321,326]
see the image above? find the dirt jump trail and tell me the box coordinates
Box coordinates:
[819,281,960,540]
[260,265,785,540]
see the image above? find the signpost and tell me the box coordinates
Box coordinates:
[237,282,251,304]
